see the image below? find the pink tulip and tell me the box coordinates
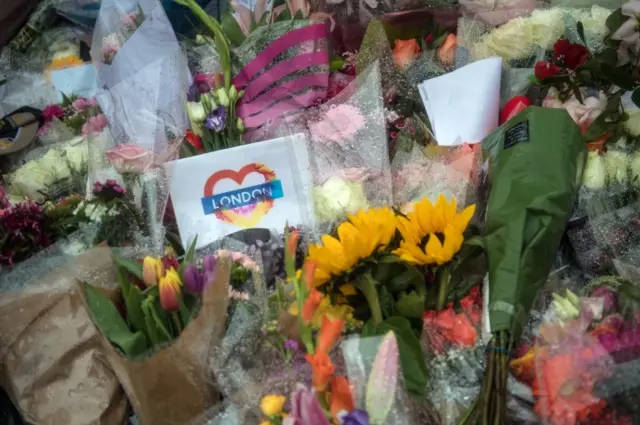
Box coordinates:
[105,144,154,174]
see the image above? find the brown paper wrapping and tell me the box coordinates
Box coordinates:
[0,246,129,425]
[78,259,231,425]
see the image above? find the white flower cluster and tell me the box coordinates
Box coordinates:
[582,148,640,189]
[469,6,612,63]
[313,177,370,223]
[73,200,120,223]
[7,138,88,202]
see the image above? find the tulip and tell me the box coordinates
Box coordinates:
[305,351,335,392]
[202,255,217,285]
[260,394,287,417]
[183,263,204,294]
[159,268,181,312]
[142,256,163,287]
[288,384,331,425]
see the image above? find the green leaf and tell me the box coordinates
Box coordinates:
[150,296,174,341]
[275,7,292,21]
[606,8,626,32]
[83,282,148,356]
[394,291,424,318]
[113,256,144,281]
[116,265,133,297]
[294,10,304,19]
[124,285,147,334]
[576,21,587,46]
[184,235,198,264]
[221,11,247,47]
[632,88,640,108]
[141,297,160,346]
[601,63,635,90]
[356,273,383,327]
[388,265,424,293]
[364,316,428,397]
[136,4,145,27]
[178,294,191,327]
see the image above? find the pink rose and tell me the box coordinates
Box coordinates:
[82,113,108,136]
[72,97,97,112]
[106,144,154,174]
[122,12,139,31]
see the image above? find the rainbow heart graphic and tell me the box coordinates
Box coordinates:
[201,163,282,228]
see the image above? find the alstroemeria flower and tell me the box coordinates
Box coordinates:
[613,1,640,64]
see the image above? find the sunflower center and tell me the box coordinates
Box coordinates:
[420,232,446,250]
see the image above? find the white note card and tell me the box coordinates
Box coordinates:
[419,57,503,146]
[165,134,314,249]
[51,64,99,101]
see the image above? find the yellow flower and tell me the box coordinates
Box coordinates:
[393,195,475,266]
[306,207,397,287]
[142,256,164,287]
[45,56,85,81]
[288,295,353,328]
[260,395,287,417]
[159,268,182,312]
[259,422,272,425]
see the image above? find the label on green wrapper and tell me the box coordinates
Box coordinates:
[504,120,529,149]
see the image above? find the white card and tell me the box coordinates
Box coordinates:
[165,134,314,249]
[419,57,502,146]
[51,64,99,101]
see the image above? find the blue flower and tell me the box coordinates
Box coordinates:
[204,106,228,132]
[339,409,369,425]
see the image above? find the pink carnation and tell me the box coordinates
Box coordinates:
[43,105,64,122]
[82,114,108,136]
[72,97,97,112]
[309,104,365,144]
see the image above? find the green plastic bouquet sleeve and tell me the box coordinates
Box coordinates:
[482,106,586,339]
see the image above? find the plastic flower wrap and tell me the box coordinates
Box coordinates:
[510,276,640,425]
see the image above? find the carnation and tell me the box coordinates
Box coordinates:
[0,201,51,266]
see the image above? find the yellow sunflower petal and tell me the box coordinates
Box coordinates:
[453,204,476,233]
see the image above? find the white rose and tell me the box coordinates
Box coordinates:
[604,150,630,184]
[9,161,56,201]
[582,151,607,189]
[39,149,71,181]
[65,141,89,171]
[313,177,369,222]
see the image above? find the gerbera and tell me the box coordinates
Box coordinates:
[307,207,397,287]
[393,195,475,266]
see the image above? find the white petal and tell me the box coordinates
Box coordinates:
[622,1,640,17]
[612,18,638,41]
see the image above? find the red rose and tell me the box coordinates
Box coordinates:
[500,96,532,124]
[184,130,203,152]
[553,39,589,69]
[534,61,562,81]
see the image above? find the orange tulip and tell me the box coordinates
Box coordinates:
[329,376,355,419]
[305,350,335,392]
[316,315,345,354]
[392,39,420,70]
[159,268,181,312]
[438,34,457,65]
[303,259,317,290]
[301,288,324,324]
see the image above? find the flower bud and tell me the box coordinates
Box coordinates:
[187,102,206,123]
[216,88,230,107]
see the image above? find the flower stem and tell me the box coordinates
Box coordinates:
[356,273,383,327]
[171,311,183,335]
[436,267,451,311]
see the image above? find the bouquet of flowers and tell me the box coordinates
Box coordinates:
[511,276,640,425]
[39,95,107,143]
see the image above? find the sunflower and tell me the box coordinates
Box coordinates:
[393,195,475,266]
[307,207,397,287]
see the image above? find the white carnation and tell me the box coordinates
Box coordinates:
[313,177,369,223]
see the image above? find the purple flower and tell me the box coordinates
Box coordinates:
[284,339,299,352]
[204,107,227,132]
[187,84,201,102]
[183,263,205,294]
[203,255,217,285]
[339,409,370,425]
[287,385,331,425]
[592,287,618,312]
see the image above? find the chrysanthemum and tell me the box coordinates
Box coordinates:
[393,195,475,266]
[307,207,397,287]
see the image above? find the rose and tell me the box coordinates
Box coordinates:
[40,149,71,180]
[392,39,420,69]
[582,151,607,189]
[106,144,154,174]
[553,39,589,69]
[65,141,89,171]
[438,34,457,65]
[534,61,562,81]
[313,177,369,222]
[605,150,630,185]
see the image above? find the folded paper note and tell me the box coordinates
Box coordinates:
[165,134,315,249]
[419,57,502,146]
[51,64,99,101]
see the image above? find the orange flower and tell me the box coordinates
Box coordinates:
[287,230,300,257]
[329,376,355,419]
[159,268,181,312]
[438,34,457,65]
[392,39,420,70]
[305,350,335,392]
[316,315,345,354]
[302,287,324,324]
[510,346,544,384]
[303,260,317,290]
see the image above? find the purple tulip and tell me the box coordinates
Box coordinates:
[289,385,331,425]
[202,255,217,285]
[339,410,370,425]
[204,107,227,132]
[592,287,618,312]
[183,263,205,294]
